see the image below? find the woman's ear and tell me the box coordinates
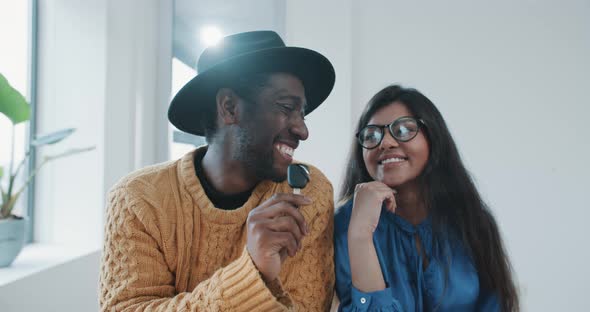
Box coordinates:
[216,88,239,125]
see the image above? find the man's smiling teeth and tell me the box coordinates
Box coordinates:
[276,144,294,157]
[382,157,406,164]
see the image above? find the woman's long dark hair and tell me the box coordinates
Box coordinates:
[340,85,519,311]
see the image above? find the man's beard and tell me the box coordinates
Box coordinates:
[232,126,286,183]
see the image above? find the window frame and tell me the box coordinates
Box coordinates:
[25,0,39,243]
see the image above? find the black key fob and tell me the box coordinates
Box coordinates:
[288,164,310,189]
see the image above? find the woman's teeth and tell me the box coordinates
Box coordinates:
[382,157,405,164]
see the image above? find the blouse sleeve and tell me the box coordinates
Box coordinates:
[334,206,402,312]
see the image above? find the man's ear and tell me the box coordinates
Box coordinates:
[216,88,240,125]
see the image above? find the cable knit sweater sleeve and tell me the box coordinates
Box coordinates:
[99,186,289,312]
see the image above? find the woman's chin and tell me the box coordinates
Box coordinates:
[378,178,403,189]
[379,176,417,190]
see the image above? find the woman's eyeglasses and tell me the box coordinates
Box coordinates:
[356,116,425,149]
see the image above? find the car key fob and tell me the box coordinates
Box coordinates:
[288,164,310,194]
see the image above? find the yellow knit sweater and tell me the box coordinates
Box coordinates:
[99,148,335,311]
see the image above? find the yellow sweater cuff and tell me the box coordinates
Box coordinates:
[220,247,290,311]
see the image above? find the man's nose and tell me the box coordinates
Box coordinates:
[290,116,309,141]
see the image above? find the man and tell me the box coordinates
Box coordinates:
[99,30,336,311]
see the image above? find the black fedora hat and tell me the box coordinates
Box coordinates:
[168,30,336,136]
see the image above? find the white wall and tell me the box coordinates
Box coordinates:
[35,0,172,247]
[289,0,590,310]
[34,0,107,247]
[103,0,172,194]
[285,0,353,195]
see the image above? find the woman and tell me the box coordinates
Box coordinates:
[334,85,519,311]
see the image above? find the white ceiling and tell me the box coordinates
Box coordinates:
[173,0,286,69]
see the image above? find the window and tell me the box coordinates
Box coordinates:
[0,0,37,242]
[168,0,285,160]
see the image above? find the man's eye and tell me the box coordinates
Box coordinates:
[278,103,293,111]
[278,103,294,112]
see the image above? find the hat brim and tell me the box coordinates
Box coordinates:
[168,47,335,136]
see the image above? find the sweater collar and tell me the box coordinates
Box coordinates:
[179,146,276,224]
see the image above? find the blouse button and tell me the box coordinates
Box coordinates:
[360,297,367,304]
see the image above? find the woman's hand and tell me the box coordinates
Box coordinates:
[348,181,396,240]
[347,181,395,293]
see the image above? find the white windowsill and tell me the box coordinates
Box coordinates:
[0,243,99,287]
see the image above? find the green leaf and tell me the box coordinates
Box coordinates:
[0,73,30,124]
[0,165,3,179]
[32,128,76,146]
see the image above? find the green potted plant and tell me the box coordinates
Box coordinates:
[0,73,94,267]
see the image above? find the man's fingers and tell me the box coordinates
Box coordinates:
[260,193,313,209]
[254,202,308,235]
[273,231,299,257]
[279,248,289,262]
[265,216,304,248]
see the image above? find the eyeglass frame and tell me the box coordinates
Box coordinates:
[356,116,426,149]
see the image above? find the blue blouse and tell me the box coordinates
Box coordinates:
[334,199,499,311]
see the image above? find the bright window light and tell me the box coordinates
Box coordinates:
[200,25,223,47]
[0,0,31,217]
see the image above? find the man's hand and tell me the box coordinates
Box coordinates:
[246,193,311,282]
